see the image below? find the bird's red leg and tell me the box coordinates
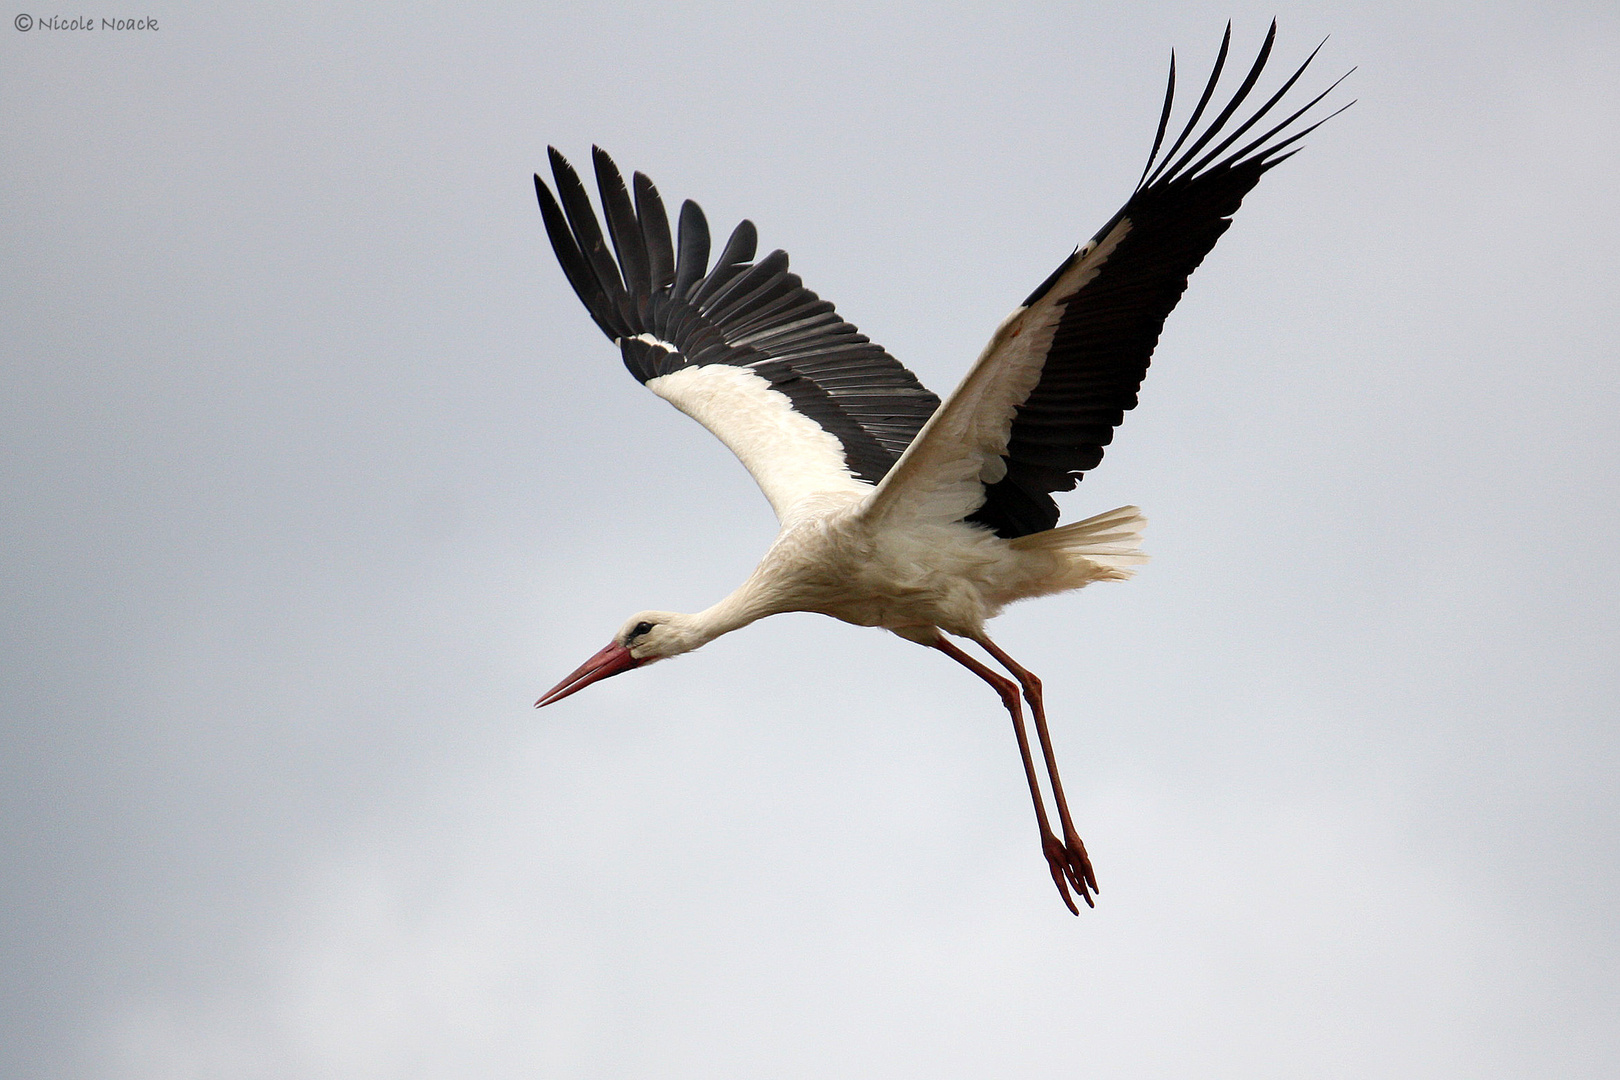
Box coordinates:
[974,635,1098,906]
[931,635,1085,914]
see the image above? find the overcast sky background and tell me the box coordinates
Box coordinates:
[4,2,1617,1077]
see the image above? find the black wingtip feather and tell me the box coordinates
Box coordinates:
[634,172,676,293]
[1137,52,1177,189]
[592,147,651,300]
[718,220,759,267]
[689,220,759,306]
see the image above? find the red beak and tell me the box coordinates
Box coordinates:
[535,642,640,708]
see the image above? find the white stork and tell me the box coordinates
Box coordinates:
[533,23,1350,913]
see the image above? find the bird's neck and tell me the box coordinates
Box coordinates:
[687,572,791,649]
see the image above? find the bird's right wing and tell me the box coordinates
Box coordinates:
[864,22,1351,538]
[536,149,941,523]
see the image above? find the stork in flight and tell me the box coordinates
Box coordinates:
[533,23,1349,913]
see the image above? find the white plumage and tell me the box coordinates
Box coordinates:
[647,362,869,518]
[532,23,1349,912]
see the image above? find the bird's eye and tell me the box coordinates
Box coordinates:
[632,621,654,638]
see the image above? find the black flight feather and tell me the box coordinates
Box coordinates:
[634,172,676,293]
[592,148,649,300]
[672,200,710,300]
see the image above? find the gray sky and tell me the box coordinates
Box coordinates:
[4,2,1617,1077]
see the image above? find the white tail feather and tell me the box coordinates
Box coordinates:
[1010,505,1148,577]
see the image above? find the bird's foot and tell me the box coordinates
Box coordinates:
[1042,829,1097,913]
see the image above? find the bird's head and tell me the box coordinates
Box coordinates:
[535,611,703,708]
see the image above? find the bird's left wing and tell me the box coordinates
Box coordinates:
[536,148,941,522]
[864,23,1350,538]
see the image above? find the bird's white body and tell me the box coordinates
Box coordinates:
[658,497,1146,659]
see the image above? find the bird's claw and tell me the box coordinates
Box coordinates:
[1042,829,1097,913]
